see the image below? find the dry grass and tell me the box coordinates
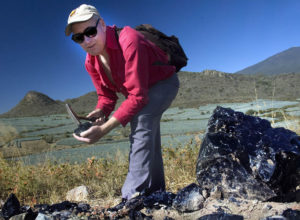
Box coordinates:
[0,151,127,205]
[0,123,19,145]
[0,137,201,206]
[164,138,200,192]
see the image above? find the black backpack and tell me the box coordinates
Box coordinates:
[116,24,188,72]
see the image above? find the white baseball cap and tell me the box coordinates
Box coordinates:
[65,4,101,36]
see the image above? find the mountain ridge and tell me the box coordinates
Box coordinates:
[236,47,300,75]
[1,70,299,118]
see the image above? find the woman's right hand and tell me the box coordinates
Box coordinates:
[87,109,106,125]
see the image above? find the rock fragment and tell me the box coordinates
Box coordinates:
[198,212,244,220]
[66,185,89,202]
[1,194,21,219]
[173,183,204,212]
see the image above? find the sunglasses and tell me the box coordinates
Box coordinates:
[71,18,100,44]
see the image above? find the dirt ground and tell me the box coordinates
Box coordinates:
[89,197,300,219]
[152,198,299,220]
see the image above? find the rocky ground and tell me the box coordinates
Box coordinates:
[88,197,300,219]
[1,191,299,220]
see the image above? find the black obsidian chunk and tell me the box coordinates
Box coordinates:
[74,122,92,136]
[2,194,21,220]
[198,213,244,220]
[196,106,300,201]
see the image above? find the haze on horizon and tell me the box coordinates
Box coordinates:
[1,0,300,114]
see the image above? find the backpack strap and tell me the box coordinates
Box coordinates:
[114,25,188,72]
[114,26,123,41]
[114,26,168,67]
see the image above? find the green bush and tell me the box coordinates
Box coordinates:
[245,109,257,116]
[42,134,54,144]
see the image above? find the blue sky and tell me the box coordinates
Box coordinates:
[1,0,300,114]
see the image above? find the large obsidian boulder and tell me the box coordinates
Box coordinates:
[196,106,300,201]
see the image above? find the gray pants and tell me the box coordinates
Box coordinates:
[121,73,179,200]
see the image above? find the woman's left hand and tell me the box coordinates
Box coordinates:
[73,116,121,144]
[73,125,105,144]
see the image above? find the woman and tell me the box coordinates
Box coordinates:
[65,4,179,208]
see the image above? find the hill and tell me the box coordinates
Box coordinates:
[174,70,300,107]
[1,91,65,117]
[236,47,300,75]
[1,71,300,118]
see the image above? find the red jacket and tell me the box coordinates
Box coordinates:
[85,26,175,126]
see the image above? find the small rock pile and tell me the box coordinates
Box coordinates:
[1,106,300,219]
[0,190,206,219]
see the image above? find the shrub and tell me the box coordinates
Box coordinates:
[64,132,71,138]
[161,118,174,122]
[245,109,257,116]
[120,127,131,137]
[42,134,54,144]
[0,123,19,145]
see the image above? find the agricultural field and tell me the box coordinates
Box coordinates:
[0,99,299,165]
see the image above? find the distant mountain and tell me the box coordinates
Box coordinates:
[236,47,300,75]
[1,71,300,118]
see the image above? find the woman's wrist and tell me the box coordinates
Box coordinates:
[101,116,120,135]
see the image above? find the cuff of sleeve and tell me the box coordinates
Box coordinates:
[95,104,111,119]
[112,109,130,127]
